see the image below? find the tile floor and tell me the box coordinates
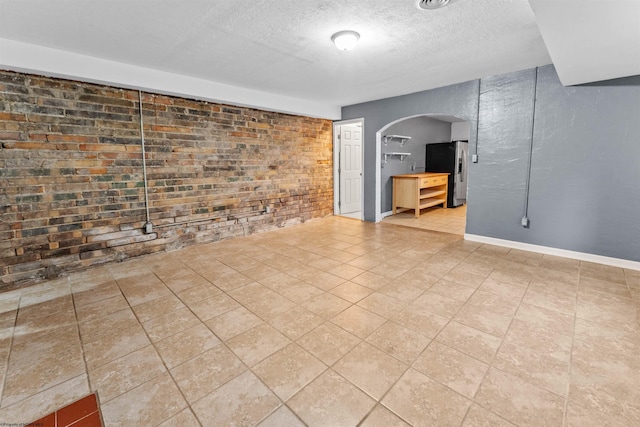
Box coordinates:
[383,205,467,235]
[1,216,639,426]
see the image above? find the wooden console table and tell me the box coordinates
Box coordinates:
[392,172,449,217]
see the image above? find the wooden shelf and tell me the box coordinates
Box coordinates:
[420,189,446,199]
[391,172,449,218]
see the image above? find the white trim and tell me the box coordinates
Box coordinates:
[464,234,640,271]
[381,210,394,219]
[333,119,365,220]
[0,38,341,120]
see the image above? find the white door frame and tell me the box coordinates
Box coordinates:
[333,118,364,218]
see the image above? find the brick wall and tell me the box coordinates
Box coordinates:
[0,71,334,287]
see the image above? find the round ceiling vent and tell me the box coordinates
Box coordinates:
[417,0,456,10]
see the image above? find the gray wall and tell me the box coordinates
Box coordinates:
[342,65,640,262]
[381,117,451,213]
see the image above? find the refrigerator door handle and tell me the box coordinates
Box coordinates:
[459,148,465,182]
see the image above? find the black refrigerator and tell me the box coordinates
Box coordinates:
[425,141,468,208]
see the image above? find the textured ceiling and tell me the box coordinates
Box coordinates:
[0,0,552,108]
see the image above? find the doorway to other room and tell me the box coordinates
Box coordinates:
[377,114,470,235]
[333,119,364,220]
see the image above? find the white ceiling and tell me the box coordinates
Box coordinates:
[0,0,637,118]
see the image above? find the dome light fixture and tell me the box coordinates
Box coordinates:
[417,0,458,10]
[331,30,360,51]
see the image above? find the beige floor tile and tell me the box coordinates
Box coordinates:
[118,279,173,307]
[329,281,374,303]
[227,323,291,366]
[269,306,324,340]
[576,291,639,330]
[8,325,79,370]
[428,279,477,302]
[15,308,76,335]
[301,293,351,319]
[412,291,465,318]
[187,293,241,321]
[170,345,246,403]
[365,321,431,364]
[258,272,305,292]
[462,404,516,426]
[257,405,305,427]
[565,399,636,427]
[435,321,502,364]
[244,291,297,320]
[393,304,449,338]
[477,277,528,300]
[2,346,85,408]
[157,408,200,427]
[206,306,264,341]
[454,304,513,338]
[191,370,280,426]
[175,283,223,306]
[72,281,122,308]
[522,283,576,315]
[78,308,139,342]
[382,368,471,427]
[327,264,366,281]
[101,372,186,426]
[155,323,221,368]
[331,305,386,339]
[74,294,129,324]
[227,282,274,305]
[141,307,201,342]
[303,271,346,291]
[82,323,150,371]
[0,374,89,427]
[288,369,376,426]
[89,345,166,402]
[213,272,254,292]
[569,338,640,424]
[442,269,488,288]
[574,317,640,352]
[130,294,186,323]
[579,276,631,298]
[278,282,324,304]
[378,283,424,303]
[515,302,574,337]
[466,290,520,316]
[413,341,488,398]
[357,293,406,319]
[16,294,73,324]
[475,368,564,427]
[493,336,570,396]
[333,342,407,400]
[297,322,360,365]
[360,404,410,427]
[7,216,640,427]
[253,343,326,401]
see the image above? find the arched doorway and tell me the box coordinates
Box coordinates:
[375,114,471,235]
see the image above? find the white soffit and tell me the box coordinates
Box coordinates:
[529,0,640,85]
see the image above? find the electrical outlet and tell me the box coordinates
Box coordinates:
[144,222,153,234]
[472,154,478,163]
[521,217,529,227]
[264,206,271,214]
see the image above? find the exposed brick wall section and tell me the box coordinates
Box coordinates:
[0,70,334,287]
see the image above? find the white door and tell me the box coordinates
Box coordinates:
[339,124,363,214]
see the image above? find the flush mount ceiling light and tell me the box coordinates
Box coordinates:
[331,30,360,51]
[417,0,458,10]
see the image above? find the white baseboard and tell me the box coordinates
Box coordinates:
[464,234,640,271]
[381,210,394,219]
